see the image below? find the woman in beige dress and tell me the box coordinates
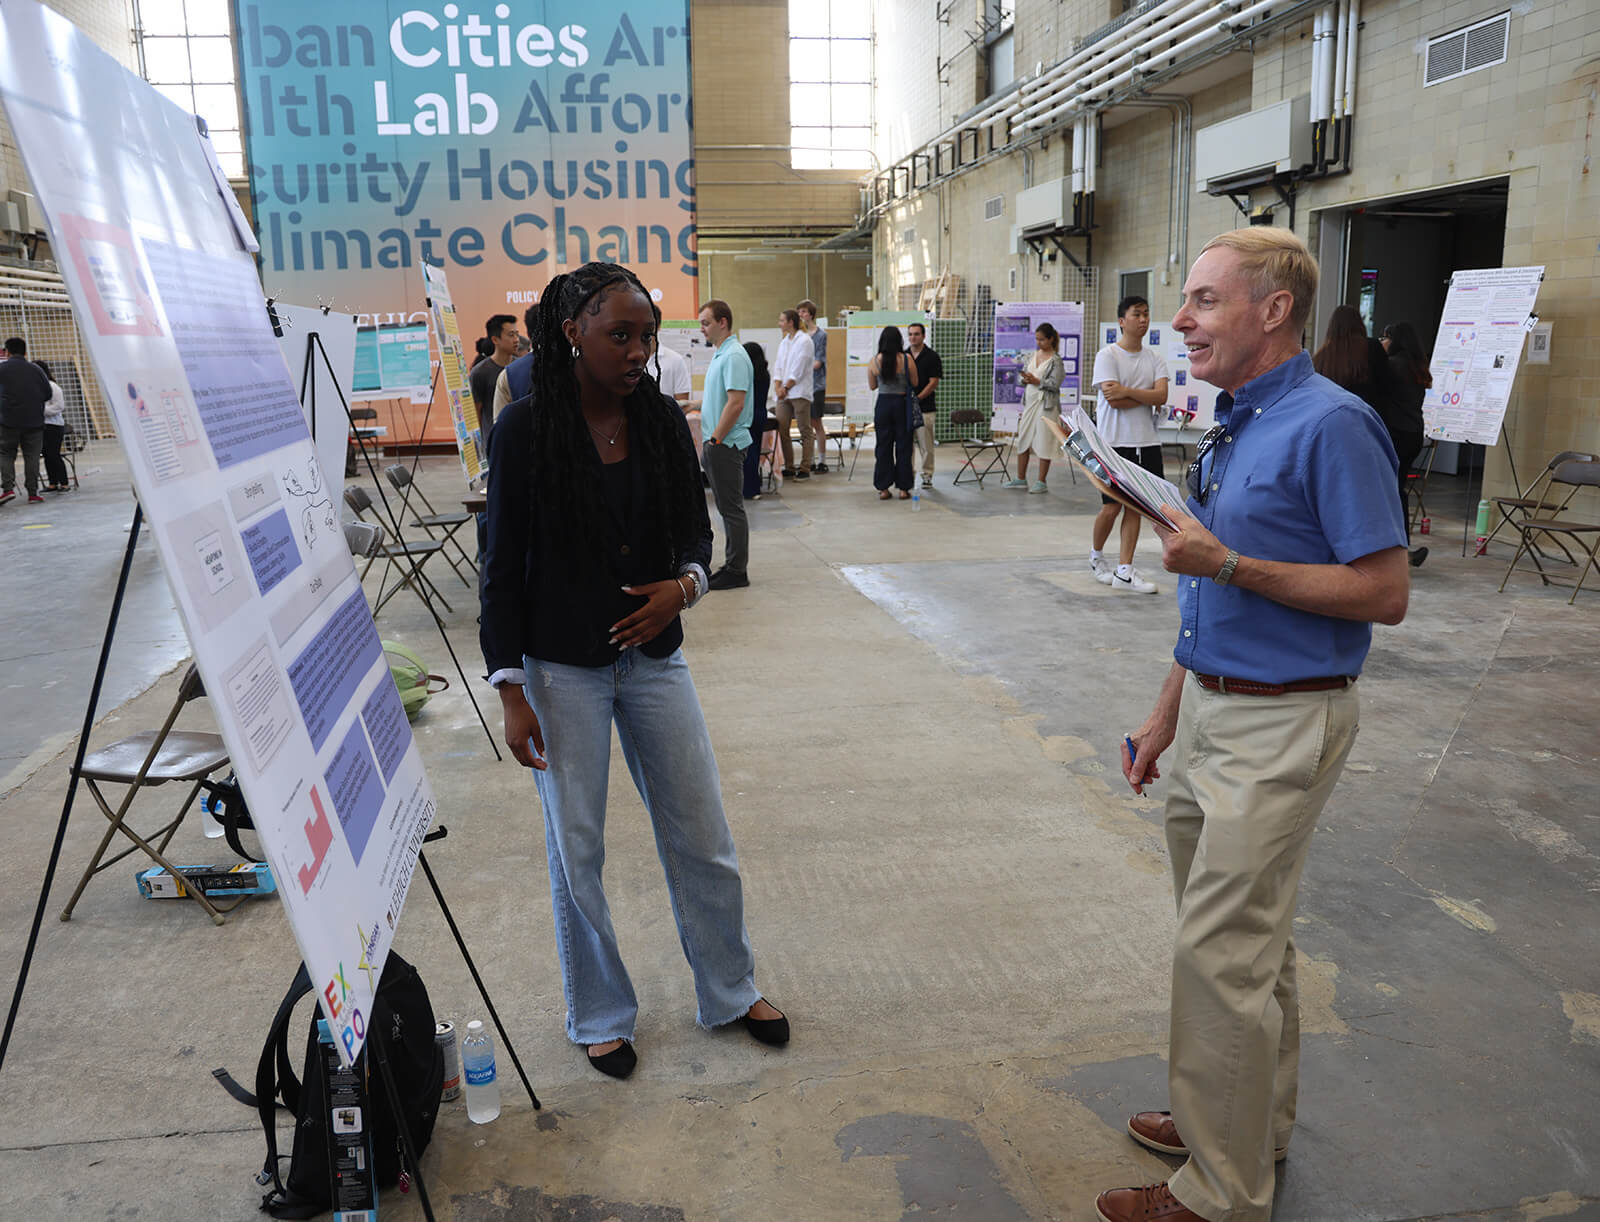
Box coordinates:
[1007,324,1064,494]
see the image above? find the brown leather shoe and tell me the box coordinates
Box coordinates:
[1095,1182,1207,1222]
[1128,1111,1288,1161]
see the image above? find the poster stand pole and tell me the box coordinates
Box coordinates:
[1463,423,1520,559]
[0,505,145,1078]
[415,831,541,1109]
[368,1022,438,1220]
[300,329,501,761]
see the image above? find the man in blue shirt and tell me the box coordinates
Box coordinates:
[1099,229,1410,1222]
[698,299,754,590]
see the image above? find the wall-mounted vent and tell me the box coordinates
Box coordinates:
[1007,267,1018,292]
[984,195,1005,221]
[1424,11,1510,87]
[901,227,917,246]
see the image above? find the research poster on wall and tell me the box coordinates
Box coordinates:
[994,301,1083,433]
[421,262,482,483]
[1423,265,1544,445]
[234,1,699,444]
[845,310,926,417]
[0,0,437,1067]
[352,321,431,401]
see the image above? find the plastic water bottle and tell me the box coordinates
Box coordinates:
[911,486,921,511]
[460,1020,500,1123]
[199,791,225,839]
[1475,498,1491,536]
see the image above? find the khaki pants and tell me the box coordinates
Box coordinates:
[915,411,936,479]
[773,396,813,471]
[1165,673,1359,1222]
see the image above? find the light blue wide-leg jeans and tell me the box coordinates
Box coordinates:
[523,647,760,1045]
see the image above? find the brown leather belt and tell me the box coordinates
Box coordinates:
[1194,673,1355,696]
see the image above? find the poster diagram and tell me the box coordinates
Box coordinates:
[1423,266,1544,445]
[843,311,927,418]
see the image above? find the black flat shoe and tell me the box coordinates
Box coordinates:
[1409,546,1428,568]
[585,1040,637,1079]
[742,1006,789,1047]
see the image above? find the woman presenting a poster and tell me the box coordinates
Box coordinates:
[479,262,790,1080]
[1009,323,1065,493]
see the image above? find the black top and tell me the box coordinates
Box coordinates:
[468,358,504,432]
[479,390,712,672]
[907,345,943,411]
[1343,338,1405,436]
[0,356,51,430]
[1385,352,1426,437]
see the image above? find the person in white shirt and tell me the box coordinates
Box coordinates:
[655,341,691,407]
[771,309,816,480]
[1090,296,1170,594]
[35,359,69,492]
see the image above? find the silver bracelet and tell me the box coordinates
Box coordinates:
[1213,548,1240,586]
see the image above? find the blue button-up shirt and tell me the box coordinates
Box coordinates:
[1173,351,1406,684]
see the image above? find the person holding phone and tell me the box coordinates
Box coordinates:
[479,262,788,1081]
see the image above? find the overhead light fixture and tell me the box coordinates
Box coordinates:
[732,254,778,262]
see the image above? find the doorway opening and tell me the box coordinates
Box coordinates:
[1314,178,1509,493]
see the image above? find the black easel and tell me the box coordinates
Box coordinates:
[290,317,499,759]
[0,504,144,1075]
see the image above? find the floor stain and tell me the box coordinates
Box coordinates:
[449,1186,686,1221]
[1561,992,1600,1045]
[835,1113,1029,1222]
[1517,1189,1589,1219]
[1432,894,1498,933]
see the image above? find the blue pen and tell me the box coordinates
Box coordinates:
[1124,735,1138,766]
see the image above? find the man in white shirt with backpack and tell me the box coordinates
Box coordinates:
[1091,295,1170,593]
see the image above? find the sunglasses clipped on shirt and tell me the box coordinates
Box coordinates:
[1185,424,1227,506]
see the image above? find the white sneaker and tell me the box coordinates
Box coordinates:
[1113,568,1157,594]
[1090,557,1114,585]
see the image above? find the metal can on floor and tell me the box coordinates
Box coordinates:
[436,1021,461,1100]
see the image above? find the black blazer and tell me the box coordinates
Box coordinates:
[479,390,712,674]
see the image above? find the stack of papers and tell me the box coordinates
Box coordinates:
[1056,407,1189,529]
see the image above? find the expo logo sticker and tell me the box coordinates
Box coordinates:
[323,924,384,1059]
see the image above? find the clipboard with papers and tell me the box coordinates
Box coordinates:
[1045,408,1189,529]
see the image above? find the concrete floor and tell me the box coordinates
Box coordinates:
[1,446,1597,1221]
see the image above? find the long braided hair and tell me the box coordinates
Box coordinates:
[524,262,701,576]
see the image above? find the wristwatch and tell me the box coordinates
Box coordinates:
[1213,548,1240,586]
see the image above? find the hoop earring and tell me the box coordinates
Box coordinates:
[571,344,581,359]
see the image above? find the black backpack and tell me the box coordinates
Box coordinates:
[219,952,445,1218]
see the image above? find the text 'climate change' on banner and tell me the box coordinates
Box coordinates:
[0,0,440,1067]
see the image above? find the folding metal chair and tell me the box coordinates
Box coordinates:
[1403,441,1437,534]
[1481,450,1597,558]
[343,485,453,615]
[384,464,477,586]
[949,409,1011,487]
[59,664,235,924]
[1497,460,1600,604]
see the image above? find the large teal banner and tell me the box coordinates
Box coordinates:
[234,2,697,438]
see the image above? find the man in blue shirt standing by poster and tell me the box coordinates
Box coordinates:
[698,299,753,590]
[1100,228,1410,1222]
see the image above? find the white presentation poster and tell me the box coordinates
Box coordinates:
[1097,322,1219,435]
[273,303,356,501]
[844,310,926,418]
[0,0,436,1066]
[659,321,716,406]
[1423,265,1544,445]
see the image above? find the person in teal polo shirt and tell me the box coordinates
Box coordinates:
[698,299,754,590]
